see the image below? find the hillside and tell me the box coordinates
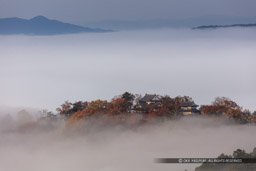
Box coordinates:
[193,23,256,29]
[0,16,112,35]
[196,148,256,171]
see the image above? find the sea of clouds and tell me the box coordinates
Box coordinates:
[0,27,256,170]
[0,28,255,112]
[0,113,256,171]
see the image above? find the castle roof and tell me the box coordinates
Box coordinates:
[180,102,198,107]
[140,94,161,102]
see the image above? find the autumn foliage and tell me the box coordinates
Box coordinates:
[54,93,256,129]
[200,97,250,123]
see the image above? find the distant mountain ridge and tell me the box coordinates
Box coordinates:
[193,23,256,29]
[86,15,256,30]
[0,16,112,35]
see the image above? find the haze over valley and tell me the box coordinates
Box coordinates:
[0,28,255,112]
[1,1,256,171]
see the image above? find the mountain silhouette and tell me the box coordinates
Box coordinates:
[193,23,256,29]
[0,16,112,35]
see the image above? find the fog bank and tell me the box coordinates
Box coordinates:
[0,115,256,171]
[0,28,255,111]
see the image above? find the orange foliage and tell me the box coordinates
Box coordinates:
[200,105,227,115]
[109,98,128,115]
[62,94,255,130]
[225,108,247,123]
[201,97,241,115]
[86,100,110,114]
[248,115,256,123]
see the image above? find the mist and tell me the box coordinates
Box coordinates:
[0,112,256,171]
[0,28,255,112]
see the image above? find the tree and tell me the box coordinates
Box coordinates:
[212,97,246,122]
[201,97,240,115]
[56,101,72,116]
[159,95,176,116]
[196,148,256,171]
[213,97,241,110]
[218,153,232,158]
[121,92,135,103]
[86,100,110,114]
[173,96,194,104]
[121,92,135,111]
[56,101,88,118]
[200,105,226,116]
[233,149,249,158]
[109,92,135,114]
[200,97,248,123]
[248,115,256,123]
[226,108,247,123]
[110,98,128,114]
[70,101,88,113]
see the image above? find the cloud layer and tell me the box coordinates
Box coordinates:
[0,28,255,111]
[0,114,256,171]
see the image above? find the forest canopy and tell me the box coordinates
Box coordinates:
[52,92,256,127]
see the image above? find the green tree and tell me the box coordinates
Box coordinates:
[56,101,88,118]
[121,92,135,111]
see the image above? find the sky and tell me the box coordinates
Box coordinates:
[1,0,256,25]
